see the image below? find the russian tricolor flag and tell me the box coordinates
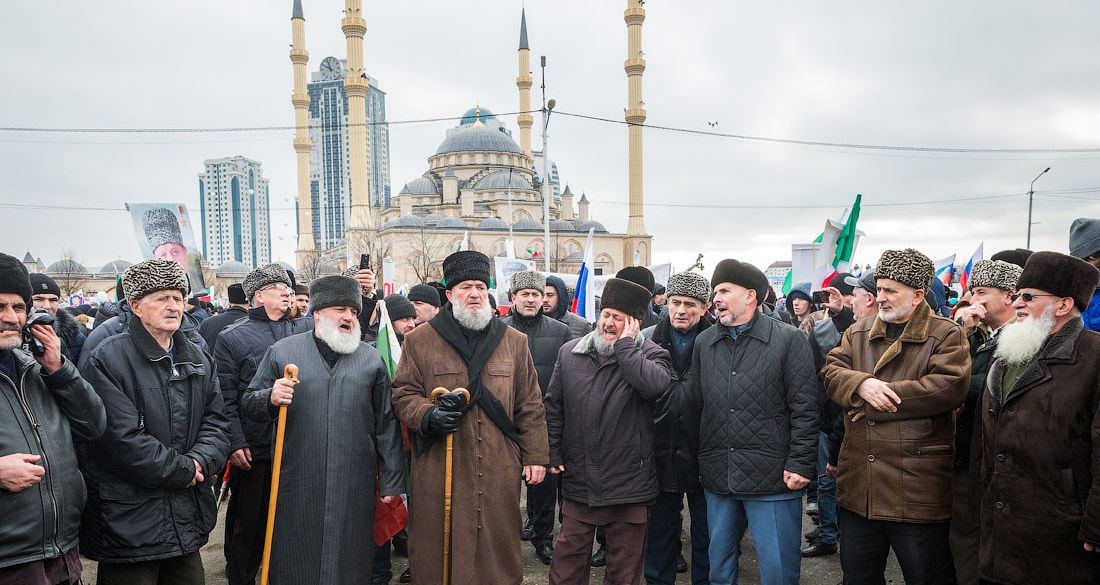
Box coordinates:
[958,243,983,290]
[934,254,956,287]
[571,228,596,322]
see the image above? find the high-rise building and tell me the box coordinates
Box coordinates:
[307,56,391,250]
[198,156,271,269]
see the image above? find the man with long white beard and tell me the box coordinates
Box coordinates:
[969,251,1100,585]
[824,248,970,585]
[392,251,549,585]
[239,274,405,584]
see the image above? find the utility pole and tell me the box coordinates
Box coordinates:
[540,55,555,272]
[1027,167,1051,248]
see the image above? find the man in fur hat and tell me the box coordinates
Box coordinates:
[391,251,549,585]
[239,274,405,584]
[969,251,1100,585]
[545,277,672,585]
[214,263,313,585]
[823,248,971,585]
[501,270,571,565]
[687,259,817,585]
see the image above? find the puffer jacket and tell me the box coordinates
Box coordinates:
[823,301,970,522]
[78,301,207,369]
[197,305,247,350]
[1084,287,1100,332]
[213,307,313,460]
[502,311,571,393]
[545,276,594,339]
[0,350,105,570]
[643,317,710,493]
[687,312,818,496]
[545,331,671,506]
[77,316,230,562]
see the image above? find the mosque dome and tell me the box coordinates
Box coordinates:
[45,259,90,276]
[435,125,523,156]
[575,220,609,233]
[405,177,439,195]
[421,212,450,225]
[435,216,468,229]
[277,261,296,273]
[315,263,340,275]
[459,107,498,125]
[97,259,132,275]
[381,215,427,230]
[477,217,508,230]
[472,171,532,191]
[512,218,543,231]
[550,219,575,232]
[216,261,251,275]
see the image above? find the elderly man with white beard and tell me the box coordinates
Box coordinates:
[392,251,549,585]
[239,274,405,584]
[968,251,1100,585]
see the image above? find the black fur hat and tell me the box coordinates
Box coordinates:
[442,251,491,290]
[227,283,247,305]
[990,248,1033,269]
[615,266,656,293]
[711,258,766,304]
[0,253,32,309]
[1016,251,1100,313]
[600,278,652,321]
[309,275,363,314]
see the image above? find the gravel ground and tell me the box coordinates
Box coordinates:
[82,492,903,584]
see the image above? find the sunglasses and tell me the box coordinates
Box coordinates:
[1010,292,1058,303]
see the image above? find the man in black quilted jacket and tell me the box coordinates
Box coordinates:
[685,259,818,585]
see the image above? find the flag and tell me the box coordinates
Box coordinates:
[958,243,984,290]
[633,250,641,266]
[818,194,863,288]
[571,228,597,322]
[934,254,956,287]
[375,298,402,379]
[525,247,543,258]
[505,237,516,259]
[458,230,468,252]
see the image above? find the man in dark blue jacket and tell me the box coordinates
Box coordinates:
[1069,217,1100,332]
[214,263,313,585]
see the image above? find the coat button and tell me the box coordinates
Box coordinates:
[729,447,734,451]
[988,408,995,415]
[868,421,875,426]
[731,371,736,376]
[996,454,1005,462]
[995,501,1004,510]
[867,455,876,462]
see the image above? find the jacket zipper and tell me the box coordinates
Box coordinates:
[2,369,61,554]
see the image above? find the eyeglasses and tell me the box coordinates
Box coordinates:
[1010,292,1058,303]
[260,283,290,292]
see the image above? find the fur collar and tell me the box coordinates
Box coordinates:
[987,316,1084,405]
[52,307,84,343]
[869,299,933,342]
[573,328,644,355]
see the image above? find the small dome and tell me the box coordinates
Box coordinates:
[422,213,449,225]
[45,259,90,275]
[550,219,575,232]
[381,215,427,230]
[512,218,543,231]
[575,220,608,233]
[435,125,523,156]
[459,106,498,125]
[565,251,584,262]
[405,177,439,195]
[435,216,468,229]
[216,261,251,275]
[472,171,532,191]
[277,261,295,273]
[97,259,133,275]
[315,263,340,275]
[477,217,508,230]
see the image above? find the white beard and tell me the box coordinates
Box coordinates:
[315,314,362,355]
[592,333,616,356]
[453,303,492,331]
[995,304,1056,365]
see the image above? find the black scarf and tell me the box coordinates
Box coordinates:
[510,307,544,329]
[424,306,518,451]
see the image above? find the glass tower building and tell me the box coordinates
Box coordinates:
[198,156,271,268]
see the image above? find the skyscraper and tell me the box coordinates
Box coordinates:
[198,156,271,268]
[307,56,391,250]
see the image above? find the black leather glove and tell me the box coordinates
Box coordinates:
[422,406,462,435]
[436,391,468,412]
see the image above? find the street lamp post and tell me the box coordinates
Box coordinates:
[540,55,555,272]
[1027,167,1051,249]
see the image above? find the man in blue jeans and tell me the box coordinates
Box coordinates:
[686,260,818,585]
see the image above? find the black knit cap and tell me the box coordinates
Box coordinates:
[616,266,656,293]
[408,284,441,307]
[227,283,247,305]
[383,294,417,322]
[29,273,61,298]
[711,258,767,305]
[600,278,653,321]
[0,253,32,309]
[1016,251,1100,313]
[442,251,491,290]
[829,272,855,296]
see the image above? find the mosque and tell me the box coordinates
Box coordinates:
[292,1,653,286]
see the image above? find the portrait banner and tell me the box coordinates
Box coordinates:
[128,203,207,293]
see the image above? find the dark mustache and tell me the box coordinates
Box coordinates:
[0,324,19,332]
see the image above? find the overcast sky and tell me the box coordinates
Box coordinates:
[3,1,1099,278]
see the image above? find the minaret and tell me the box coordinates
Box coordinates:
[624,0,646,237]
[516,9,534,159]
[290,0,316,268]
[343,0,372,244]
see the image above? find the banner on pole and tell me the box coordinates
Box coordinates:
[382,257,396,297]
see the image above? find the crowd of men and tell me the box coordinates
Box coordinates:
[1,216,1099,585]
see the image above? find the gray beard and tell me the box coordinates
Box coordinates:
[592,333,616,356]
[315,314,362,355]
[718,304,745,326]
[453,303,492,331]
[995,304,1056,365]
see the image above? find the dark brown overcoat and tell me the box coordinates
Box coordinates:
[824,301,971,522]
[970,317,1100,585]
[391,320,549,585]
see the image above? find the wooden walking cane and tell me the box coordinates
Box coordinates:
[260,364,298,585]
[431,386,470,585]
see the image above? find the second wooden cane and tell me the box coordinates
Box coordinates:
[260,364,297,585]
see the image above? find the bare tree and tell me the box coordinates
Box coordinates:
[347,228,393,274]
[51,248,90,298]
[400,228,448,284]
[296,247,328,284]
